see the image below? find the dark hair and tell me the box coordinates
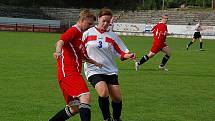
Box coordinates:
[98,8,113,18]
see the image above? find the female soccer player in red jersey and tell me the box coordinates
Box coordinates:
[135,14,171,71]
[49,10,102,121]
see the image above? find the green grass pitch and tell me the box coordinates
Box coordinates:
[0,31,214,121]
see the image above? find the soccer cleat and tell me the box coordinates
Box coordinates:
[200,48,204,51]
[135,61,140,71]
[186,45,189,50]
[159,66,168,71]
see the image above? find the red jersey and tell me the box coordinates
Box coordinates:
[151,22,168,44]
[150,22,168,53]
[57,25,85,81]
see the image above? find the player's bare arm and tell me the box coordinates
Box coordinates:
[53,40,64,59]
[84,56,103,68]
[124,53,136,60]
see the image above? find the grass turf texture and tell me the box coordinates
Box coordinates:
[0,31,214,121]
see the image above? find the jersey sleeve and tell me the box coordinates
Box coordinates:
[114,34,129,53]
[60,27,77,43]
[111,34,130,61]
[151,24,157,33]
[82,31,89,42]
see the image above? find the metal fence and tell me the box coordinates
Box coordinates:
[0,17,62,32]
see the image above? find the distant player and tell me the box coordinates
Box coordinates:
[135,14,171,71]
[107,16,118,32]
[186,20,204,51]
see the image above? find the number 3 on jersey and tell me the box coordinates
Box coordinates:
[98,41,102,48]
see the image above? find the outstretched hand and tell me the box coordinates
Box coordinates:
[124,53,136,60]
[94,62,103,68]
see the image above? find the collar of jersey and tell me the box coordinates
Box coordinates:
[95,26,106,34]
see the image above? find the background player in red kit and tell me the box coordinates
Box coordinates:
[135,14,171,71]
[49,10,102,121]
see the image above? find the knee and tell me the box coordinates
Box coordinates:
[66,105,79,116]
[98,90,109,97]
[111,94,122,103]
[95,82,110,97]
[112,96,122,103]
[71,107,79,114]
[79,93,91,104]
[167,52,171,57]
[166,50,171,57]
[147,53,155,58]
[96,87,109,97]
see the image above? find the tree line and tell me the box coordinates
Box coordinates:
[0,0,214,10]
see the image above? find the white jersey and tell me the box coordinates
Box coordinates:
[82,27,129,79]
[195,23,202,32]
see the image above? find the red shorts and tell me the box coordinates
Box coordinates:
[59,75,89,104]
[150,42,167,54]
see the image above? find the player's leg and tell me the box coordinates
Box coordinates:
[73,76,92,121]
[49,77,80,121]
[139,52,155,64]
[139,44,158,65]
[109,85,122,121]
[108,75,122,121]
[49,98,79,121]
[199,37,204,51]
[136,43,159,67]
[159,46,171,70]
[79,93,91,121]
[89,74,111,120]
[135,51,156,71]
[96,82,111,120]
[49,106,78,121]
[49,75,91,121]
[50,95,91,121]
[187,37,196,50]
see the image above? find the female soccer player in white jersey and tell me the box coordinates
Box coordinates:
[82,8,135,121]
[186,20,204,51]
